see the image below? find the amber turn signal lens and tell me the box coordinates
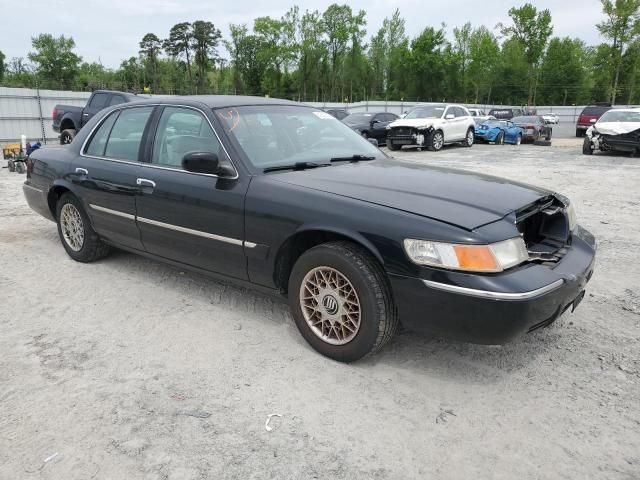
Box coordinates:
[452,245,499,272]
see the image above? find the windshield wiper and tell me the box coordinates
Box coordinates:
[330,154,376,163]
[263,161,330,173]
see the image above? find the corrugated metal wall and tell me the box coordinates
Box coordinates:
[0,87,90,143]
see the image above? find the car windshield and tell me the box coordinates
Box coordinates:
[215,105,384,170]
[342,113,374,124]
[485,120,508,127]
[598,110,640,123]
[404,106,445,119]
[512,116,539,123]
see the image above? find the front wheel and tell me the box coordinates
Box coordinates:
[288,242,398,362]
[56,193,110,262]
[582,137,594,155]
[427,130,444,151]
[576,129,584,138]
[495,131,505,145]
[462,128,474,147]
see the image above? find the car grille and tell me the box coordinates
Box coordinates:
[390,127,414,137]
[515,196,570,267]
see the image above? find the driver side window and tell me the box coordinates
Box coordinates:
[152,107,221,169]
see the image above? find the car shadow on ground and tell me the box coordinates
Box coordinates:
[96,248,561,383]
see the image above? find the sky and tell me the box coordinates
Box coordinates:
[0,0,606,69]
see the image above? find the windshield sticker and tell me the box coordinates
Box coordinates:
[313,111,335,120]
[217,108,241,132]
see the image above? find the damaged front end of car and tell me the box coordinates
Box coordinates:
[387,124,435,148]
[587,125,640,154]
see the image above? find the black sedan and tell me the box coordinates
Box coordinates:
[23,96,595,362]
[511,115,553,142]
[342,112,399,145]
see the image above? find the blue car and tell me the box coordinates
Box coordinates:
[475,119,524,145]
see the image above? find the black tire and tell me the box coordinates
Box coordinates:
[515,135,522,146]
[495,131,505,145]
[60,129,76,145]
[288,241,398,362]
[387,140,399,151]
[426,130,444,151]
[582,137,594,155]
[576,129,584,138]
[15,162,25,174]
[7,160,15,172]
[462,128,474,147]
[545,129,552,141]
[361,131,369,139]
[534,139,552,147]
[56,193,110,262]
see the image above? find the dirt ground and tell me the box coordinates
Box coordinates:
[1,141,639,480]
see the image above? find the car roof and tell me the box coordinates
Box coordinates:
[601,108,639,113]
[120,95,305,109]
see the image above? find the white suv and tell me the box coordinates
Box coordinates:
[386,104,476,151]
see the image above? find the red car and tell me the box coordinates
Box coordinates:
[576,105,611,137]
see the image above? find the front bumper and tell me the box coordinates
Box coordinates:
[388,226,596,344]
[475,130,498,142]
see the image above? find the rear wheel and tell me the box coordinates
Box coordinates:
[582,137,594,155]
[387,140,399,151]
[495,131,505,145]
[60,129,76,145]
[56,193,110,262]
[576,129,584,138]
[7,159,15,172]
[515,135,522,146]
[427,130,444,151]
[462,128,474,147]
[288,241,398,362]
[545,129,552,141]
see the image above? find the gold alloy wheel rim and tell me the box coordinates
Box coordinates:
[60,203,85,252]
[299,266,361,346]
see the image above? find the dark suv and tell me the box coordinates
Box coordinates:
[576,105,612,137]
[488,108,524,120]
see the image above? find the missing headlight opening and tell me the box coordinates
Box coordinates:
[516,196,572,265]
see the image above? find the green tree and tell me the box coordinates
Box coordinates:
[139,33,162,91]
[0,50,5,82]
[409,26,448,101]
[597,0,640,103]
[28,34,82,88]
[499,3,553,105]
[164,22,194,91]
[467,26,500,103]
[539,38,588,104]
[191,21,222,92]
[453,22,473,101]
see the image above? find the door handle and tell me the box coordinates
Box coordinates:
[136,178,156,188]
[75,167,88,175]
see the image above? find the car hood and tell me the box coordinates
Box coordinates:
[271,160,552,230]
[344,122,369,129]
[388,118,441,129]
[594,121,640,135]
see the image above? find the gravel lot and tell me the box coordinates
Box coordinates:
[1,140,639,479]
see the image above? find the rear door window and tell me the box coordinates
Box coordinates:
[109,95,126,106]
[85,110,119,157]
[88,93,108,110]
[103,107,153,161]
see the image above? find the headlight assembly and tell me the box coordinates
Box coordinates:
[403,237,529,272]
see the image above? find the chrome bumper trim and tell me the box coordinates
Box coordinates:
[422,279,565,300]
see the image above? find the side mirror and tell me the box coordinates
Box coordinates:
[445,114,455,120]
[371,119,380,125]
[182,151,221,175]
[367,137,379,147]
